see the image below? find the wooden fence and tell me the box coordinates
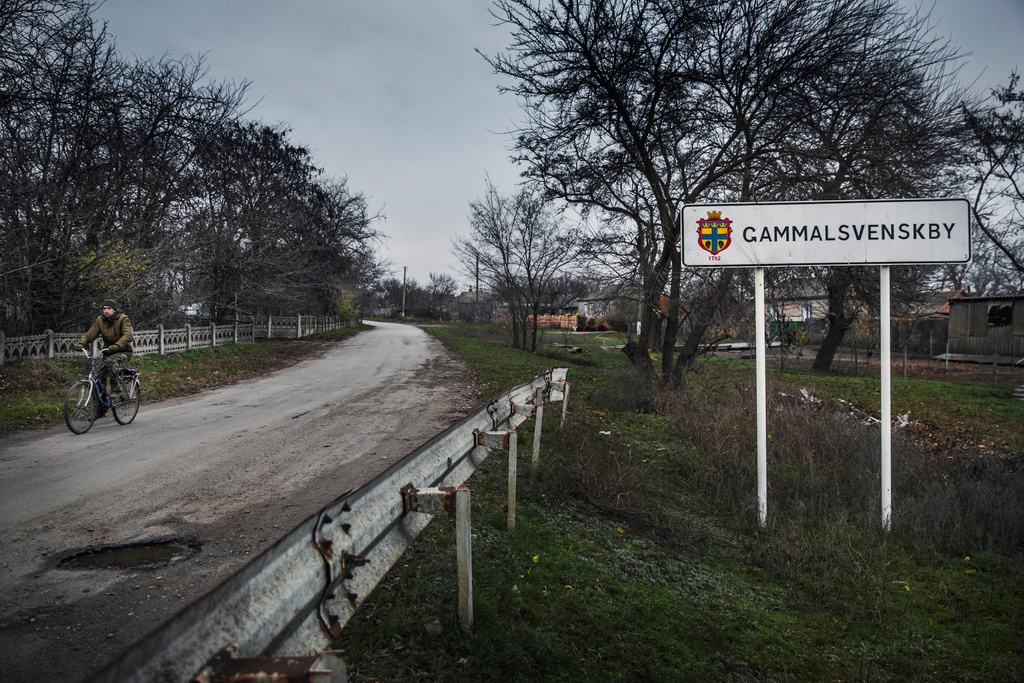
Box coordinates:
[0,315,357,365]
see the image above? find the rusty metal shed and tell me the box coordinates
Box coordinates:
[946,295,1024,364]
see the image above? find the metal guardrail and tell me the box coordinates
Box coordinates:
[84,367,569,683]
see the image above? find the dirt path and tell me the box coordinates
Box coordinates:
[0,322,478,682]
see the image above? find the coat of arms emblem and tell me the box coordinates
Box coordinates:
[697,211,732,255]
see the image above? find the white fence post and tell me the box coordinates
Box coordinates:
[532,387,545,477]
[234,322,239,344]
[297,314,302,339]
[46,329,54,358]
[158,324,165,355]
[267,314,273,339]
[0,331,5,366]
[211,322,217,347]
[186,323,192,351]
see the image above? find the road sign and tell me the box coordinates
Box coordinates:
[682,198,970,267]
[681,197,971,531]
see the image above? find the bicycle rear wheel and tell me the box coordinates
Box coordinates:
[64,380,97,434]
[113,376,140,425]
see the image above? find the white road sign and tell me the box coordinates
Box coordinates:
[682,198,970,267]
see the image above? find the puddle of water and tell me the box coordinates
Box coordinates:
[59,540,199,570]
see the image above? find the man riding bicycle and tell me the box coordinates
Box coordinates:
[73,299,134,416]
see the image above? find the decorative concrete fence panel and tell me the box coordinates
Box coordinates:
[162,326,191,354]
[132,328,161,355]
[2,316,356,365]
[0,324,255,365]
[245,315,356,340]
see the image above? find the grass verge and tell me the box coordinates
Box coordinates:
[333,325,1024,682]
[0,324,371,435]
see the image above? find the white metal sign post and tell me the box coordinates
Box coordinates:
[682,199,970,529]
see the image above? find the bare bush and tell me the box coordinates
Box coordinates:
[542,424,660,526]
[592,369,656,413]
[666,382,1024,553]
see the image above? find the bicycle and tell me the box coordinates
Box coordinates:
[63,350,141,434]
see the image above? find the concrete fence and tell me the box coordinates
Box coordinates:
[0,315,358,365]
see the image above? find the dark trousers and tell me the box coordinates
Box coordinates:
[98,352,130,393]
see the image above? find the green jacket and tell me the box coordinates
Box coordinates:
[76,312,134,357]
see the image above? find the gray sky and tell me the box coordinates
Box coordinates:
[92,0,1023,290]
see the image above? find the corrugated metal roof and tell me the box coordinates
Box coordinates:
[951,294,1024,302]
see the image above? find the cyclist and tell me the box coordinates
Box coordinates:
[73,299,134,416]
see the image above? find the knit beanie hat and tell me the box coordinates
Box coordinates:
[102,299,118,310]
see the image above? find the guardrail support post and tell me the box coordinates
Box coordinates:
[193,645,347,683]
[401,485,474,629]
[545,368,570,428]
[455,485,473,630]
[475,430,518,531]
[531,388,544,477]
[560,382,570,428]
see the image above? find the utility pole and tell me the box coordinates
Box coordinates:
[475,254,479,323]
[402,266,407,318]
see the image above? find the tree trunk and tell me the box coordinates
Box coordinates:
[811,274,856,372]
[670,269,736,386]
[811,313,852,372]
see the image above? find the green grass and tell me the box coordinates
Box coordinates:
[691,359,1024,454]
[333,324,1024,682]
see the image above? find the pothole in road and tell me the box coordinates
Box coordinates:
[58,539,201,570]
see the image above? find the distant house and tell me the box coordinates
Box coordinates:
[893,289,963,357]
[766,282,964,354]
[946,295,1024,364]
[451,289,495,323]
[764,279,829,342]
[576,284,635,320]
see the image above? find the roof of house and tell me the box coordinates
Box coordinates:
[903,290,963,317]
[950,294,1024,303]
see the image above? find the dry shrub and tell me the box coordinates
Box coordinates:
[593,369,657,413]
[898,457,1024,552]
[666,381,1024,552]
[542,423,661,525]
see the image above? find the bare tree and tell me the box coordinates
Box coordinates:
[0,0,250,332]
[453,181,582,351]
[484,0,941,384]
[425,272,458,320]
[961,74,1024,294]
[0,0,384,334]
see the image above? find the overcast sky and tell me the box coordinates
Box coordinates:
[92,0,1024,291]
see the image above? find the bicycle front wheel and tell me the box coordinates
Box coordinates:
[64,380,97,434]
[113,376,140,425]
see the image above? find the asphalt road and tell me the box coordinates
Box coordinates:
[0,321,477,682]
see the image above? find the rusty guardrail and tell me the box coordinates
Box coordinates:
[84,367,569,683]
